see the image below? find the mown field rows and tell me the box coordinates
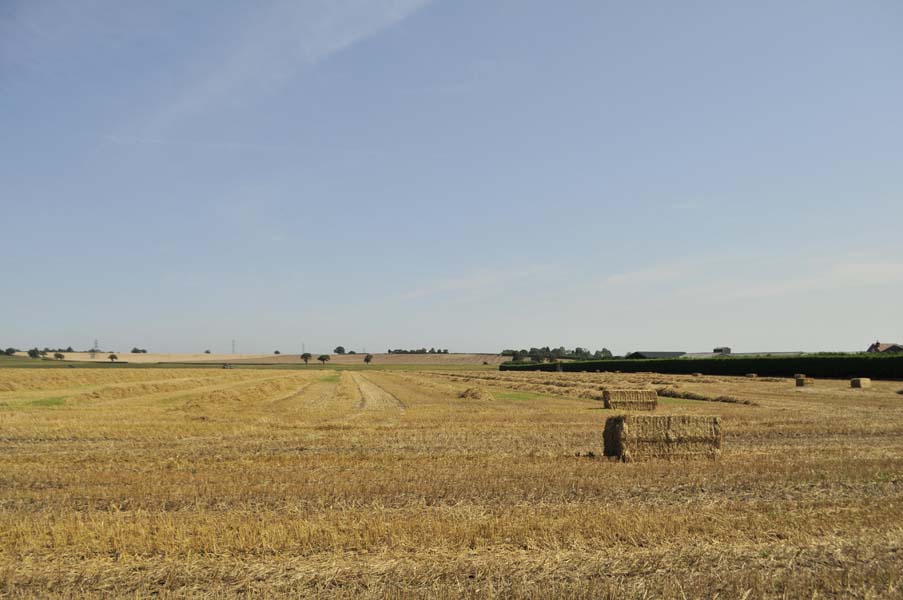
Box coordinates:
[1,368,902,598]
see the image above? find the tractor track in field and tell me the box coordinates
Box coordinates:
[350,373,406,411]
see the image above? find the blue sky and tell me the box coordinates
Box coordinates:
[2,1,902,355]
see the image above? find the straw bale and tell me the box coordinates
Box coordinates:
[602,389,657,411]
[603,415,722,462]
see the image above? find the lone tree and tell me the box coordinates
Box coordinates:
[27,348,40,359]
[364,353,373,364]
[53,352,64,360]
[301,352,312,364]
[274,350,281,355]
[108,354,118,362]
[334,346,346,355]
[317,354,330,364]
[204,349,211,354]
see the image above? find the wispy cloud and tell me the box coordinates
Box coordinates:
[144,0,432,132]
[102,134,289,151]
[398,265,554,301]
[605,266,683,286]
[677,260,903,303]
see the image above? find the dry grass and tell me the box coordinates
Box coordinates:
[2,368,903,598]
[458,387,493,401]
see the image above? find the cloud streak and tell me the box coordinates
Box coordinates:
[677,260,903,303]
[605,266,683,286]
[144,0,431,132]
[398,265,555,301]
[102,134,289,151]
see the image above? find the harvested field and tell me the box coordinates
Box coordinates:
[458,386,493,400]
[603,415,722,461]
[2,367,903,597]
[602,389,657,410]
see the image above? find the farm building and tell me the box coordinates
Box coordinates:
[625,351,686,359]
[867,341,903,354]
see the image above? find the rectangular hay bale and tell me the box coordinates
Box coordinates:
[602,389,658,411]
[795,377,813,387]
[851,378,871,388]
[603,415,722,462]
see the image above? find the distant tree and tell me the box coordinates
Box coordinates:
[364,354,373,364]
[301,352,312,364]
[53,352,64,360]
[334,346,346,355]
[274,350,281,355]
[108,354,118,362]
[66,346,74,353]
[317,354,330,364]
[348,350,356,355]
[204,349,211,354]
[4,348,16,356]
[27,348,40,359]
[131,347,142,354]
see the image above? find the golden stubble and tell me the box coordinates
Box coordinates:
[1,368,902,598]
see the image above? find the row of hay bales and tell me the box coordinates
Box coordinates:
[793,375,872,388]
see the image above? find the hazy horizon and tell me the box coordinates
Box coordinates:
[3,1,902,355]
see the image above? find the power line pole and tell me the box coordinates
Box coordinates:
[232,339,236,354]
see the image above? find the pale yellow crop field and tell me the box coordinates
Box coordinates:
[1,367,902,598]
[22,352,509,366]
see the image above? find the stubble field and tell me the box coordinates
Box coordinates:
[1,367,902,598]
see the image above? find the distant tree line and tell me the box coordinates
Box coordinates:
[501,346,614,363]
[3,346,76,356]
[1,345,147,360]
[388,348,449,354]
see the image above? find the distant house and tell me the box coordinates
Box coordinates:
[713,347,731,355]
[626,351,686,359]
[867,341,903,354]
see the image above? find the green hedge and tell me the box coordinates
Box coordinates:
[499,354,903,379]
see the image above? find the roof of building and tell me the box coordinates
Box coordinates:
[869,342,903,352]
[627,351,687,359]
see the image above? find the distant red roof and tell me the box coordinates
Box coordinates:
[867,342,903,353]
